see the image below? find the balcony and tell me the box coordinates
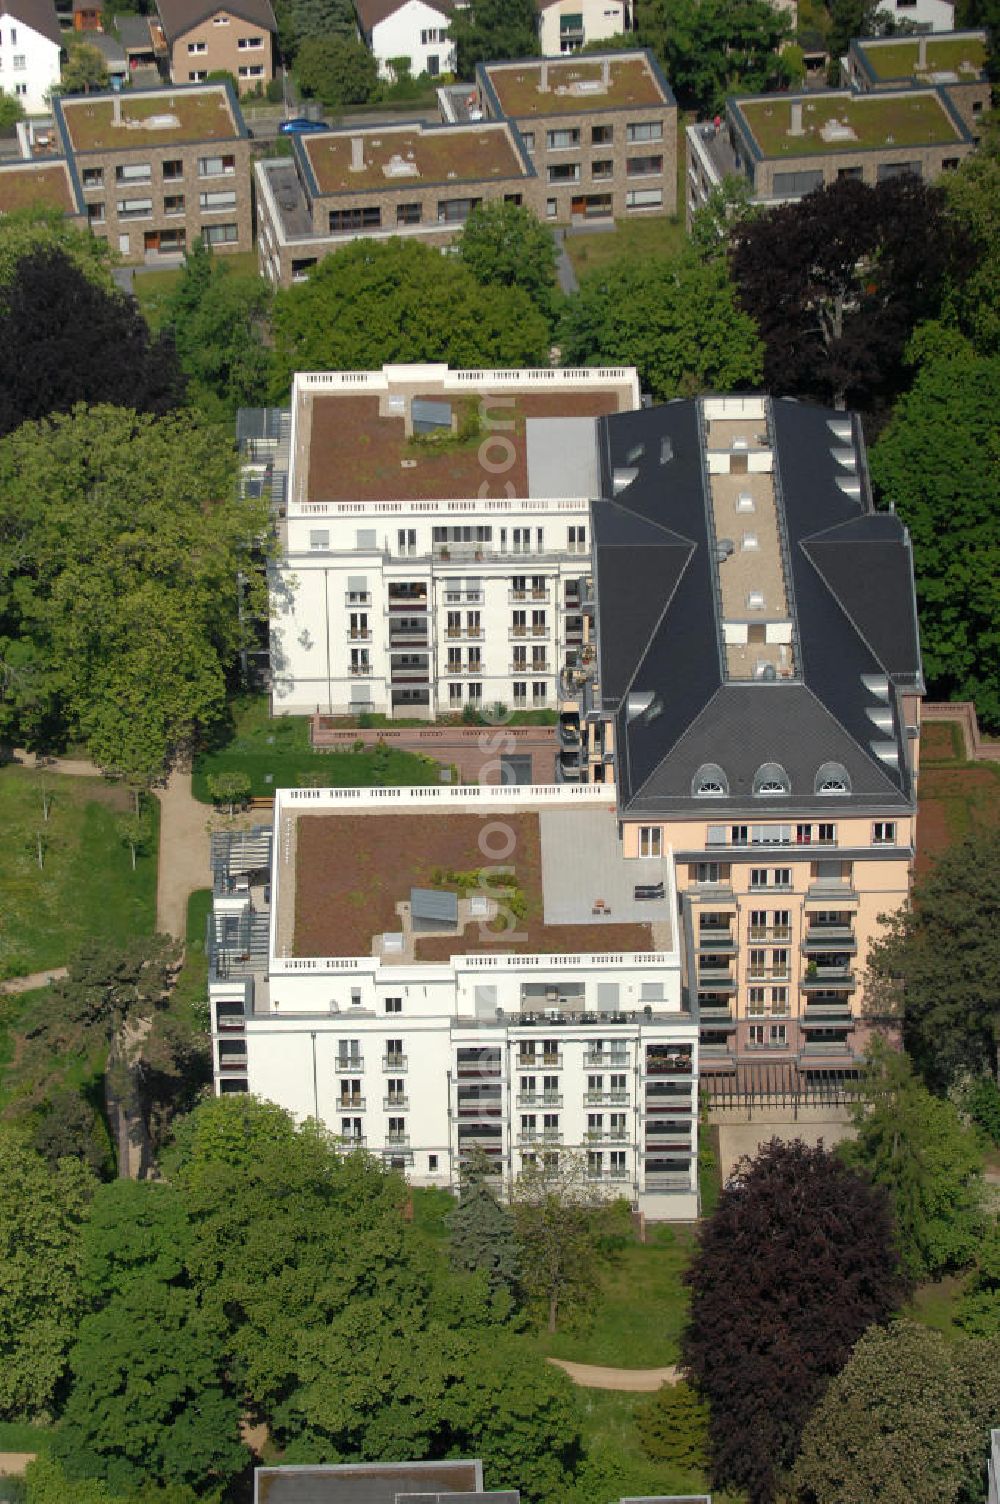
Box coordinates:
[348,664,373,677]
[383,1094,409,1110]
[216,1014,246,1030]
[799,1038,855,1055]
[644,1051,694,1076]
[336,1056,364,1072]
[387,594,427,611]
[801,1003,854,1028]
[509,626,550,640]
[445,626,484,639]
[584,1049,629,1067]
[585,1127,628,1142]
[646,1096,693,1116]
[747,968,791,982]
[347,629,372,641]
[806,881,858,903]
[509,589,549,603]
[749,925,792,941]
[517,1091,563,1107]
[697,928,736,952]
[385,1132,410,1147]
[338,1096,365,1110]
[517,1053,562,1069]
[584,1090,629,1106]
[391,665,429,682]
[518,1128,563,1144]
[217,1053,248,1070]
[511,660,548,675]
[382,1053,407,1071]
[801,967,855,992]
[802,927,856,952]
[339,1135,367,1148]
[696,974,737,994]
[644,1172,691,1192]
[389,630,429,646]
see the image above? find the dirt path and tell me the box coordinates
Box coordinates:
[155,768,210,940]
[547,1358,679,1391]
[0,967,68,995]
[0,1452,36,1476]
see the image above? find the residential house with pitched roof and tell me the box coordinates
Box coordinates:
[155,0,276,92]
[353,0,455,80]
[0,0,60,113]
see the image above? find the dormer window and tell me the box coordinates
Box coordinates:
[815,761,851,795]
[692,763,729,798]
[753,762,789,797]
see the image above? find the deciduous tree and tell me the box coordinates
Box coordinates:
[162,238,272,422]
[458,200,559,323]
[559,247,763,400]
[638,0,794,113]
[0,1127,96,1421]
[448,0,537,76]
[59,42,109,94]
[271,239,550,395]
[0,248,184,437]
[682,1137,904,1504]
[842,1042,985,1280]
[206,769,252,814]
[869,339,1000,725]
[295,34,378,108]
[272,0,353,61]
[730,175,967,410]
[792,1321,1000,1504]
[0,208,113,289]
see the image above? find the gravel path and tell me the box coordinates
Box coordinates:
[0,967,69,995]
[155,768,210,940]
[547,1359,679,1391]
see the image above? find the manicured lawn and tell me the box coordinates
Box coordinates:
[0,767,158,981]
[573,1388,731,1504]
[698,1122,723,1217]
[534,1223,695,1368]
[192,694,442,802]
[0,1420,52,1451]
[171,888,213,1024]
[565,213,687,277]
[906,1273,968,1339]
[134,250,262,328]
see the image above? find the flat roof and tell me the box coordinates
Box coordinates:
[301,386,624,504]
[286,806,667,961]
[256,1461,483,1504]
[59,84,239,152]
[736,89,964,156]
[304,122,528,195]
[0,161,76,216]
[484,54,668,117]
[855,32,987,81]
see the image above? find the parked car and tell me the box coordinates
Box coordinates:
[279,116,328,135]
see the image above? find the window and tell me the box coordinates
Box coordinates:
[198,154,236,177]
[8,27,15,41]
[437,197,481,223]
[626,121,663,143]
[695,862,723,884]
[591,159,614,179]
[532,682,547,705]
[202,221,238,244]
[546,198,558,218]
[873,821,896,845]
[384,996,402,1014]
[747,986,766,1015]
[87,202,105,225]
[639,826,662,858]
[568,524,586,552]
[187,39,207,52]
[449,683,462,706]
[547,127,580,150]
[817,823,835,844]
[815,762,851,795]
[609,1150,626,1176]
[164,194,185,214]
[82,167,103,188]
[12,53,25,68]
[942,157,960,170]
[877,161,921,181]
[625,187,662,209]
[428,1153,438,1172]
[750,868,791,888]
[693,763,728,797]
[329,206,380,231]
[117,198,153,218]
[548,162,580,183]
[213,12,228,20]
[116,163,151,183]
[200,189,237,210]
[513,681,527,705]
[189,69,208,80]
[420,25,444,41]
[13,82,26,95]
[238,33,263,46]
[447,647,461,673]
[772,168,823,196]
[592,124,613,144]
[627,155,663,176]
[239,63,264,76]
[837,165,863,180]
[520,130,535,153]
[163,160,183,179]
[753,762,790,797]
[396,202,421,224]
[468,683,483,704]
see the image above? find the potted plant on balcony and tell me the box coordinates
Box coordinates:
[805,960,818,979]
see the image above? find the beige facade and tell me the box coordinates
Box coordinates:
[52,83,253,263]
[167,6,274,92]
[535,0,629,57]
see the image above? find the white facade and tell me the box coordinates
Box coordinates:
[536,0,628,56]
[264,365,640,720]
[0,5,60,115]
[208,784,700,1219]
[875,0,955,29]
[363,0,455,80]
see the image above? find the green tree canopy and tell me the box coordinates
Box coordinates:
[870,337,1000,726]
[793,1321,1000,1504]
[843,1042,985,1280]
[0,404,267,778]
[457,200,560,323]
[862,831,1000,1084]
[448,0,538,76]
[270,238,551,396]
[0,1127,96,1421]
[59,42,109,94]
[0,208,112,291]
[638,0,794,112]
[162,238,272,423]
[295,33,378,108]
[682,1137,905,1504]
[448,1150,521,1303]
[943,122,1000,355]
[272,0,354,61]
[0,90,25,129]
[558,247,763,400]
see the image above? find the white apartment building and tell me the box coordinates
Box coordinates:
[535,0,629,56]
[208,784,699,1219]
[0,0,60,114]
[354,0,456,80]
[262,364,640,721]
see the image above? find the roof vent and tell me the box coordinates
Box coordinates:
[735,492,755,512]
[626,691,662,723]
[827,419,852,441]
[626,443,645,465]
[715,538,734,562]
[747,590,765,610]
[741,532,759,551]
[870,740,900,769]
[660,436,673,464]
[836,476,862,497]
[612,465,638,495]
[861,673,890,702]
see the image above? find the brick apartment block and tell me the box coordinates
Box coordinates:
[843,29,990,138]
[256,49,676,287]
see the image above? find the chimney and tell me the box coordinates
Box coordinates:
[601,56,610,86]
[349,135,364,172]
[789,100,804,135]
[917,34,928,68]
[539,60,549,91]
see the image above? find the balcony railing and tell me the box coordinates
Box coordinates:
[801,968,855,991]
[644,1172,691,1191]
[382,1054,407,1071]
[336,1056,364,1071]
[585,1127,628,1142]
[584,1050,629,1067]
[509,626,550,639]
[339,1135,367,1147]
[338,1096,365,1110]
[518,1128,563,1144]
[749,925,792,941]
[697,930,736,950]
[347,629,372,641]
[348,664,373,676]
[385,1132,410,1147]
[517,1053,562,1069]
[517,1092,563,1107]
[383,1095,409,1110]
[218,1055,248,1070]
[584,1090,629,1106]
[509,589,550,603]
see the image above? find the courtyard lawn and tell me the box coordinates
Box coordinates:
[134,250,262,328]
[905,1273,969,1340]
[0,766,158,981]
[171,888,213,1024]
[565,213,688,278]
[192,694,441,802]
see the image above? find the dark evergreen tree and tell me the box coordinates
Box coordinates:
[682,1138,905,1504]
[448,0,538,77]
[448,1149,521,1302]
[0,247,184,436]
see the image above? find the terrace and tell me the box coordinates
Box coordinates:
[304,123,528,195]
[284,803,673,962]
[485,56,666,117]
[0,163,76,216]
[738,90,963,156]
[59,87,239,152]
[858,34,987,81]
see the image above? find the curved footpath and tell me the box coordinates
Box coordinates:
[547,1358,678,1391]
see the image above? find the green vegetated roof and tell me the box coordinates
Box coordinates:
[860,34,987,81]
[61,87,238,151]
[739,92,962,156]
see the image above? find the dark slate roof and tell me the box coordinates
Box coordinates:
[354,0,453,34]
[593,397,922,819]
[155,0,275,43]
[115,13,155,48]
[0,0,60,48]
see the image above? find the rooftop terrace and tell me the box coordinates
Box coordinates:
[0,162,76,216]
[737,89,964,156]
[280,799,673,963]
[857,32,987,81]
[484,55,667,117]
[59,85,239,152]
[304,122,528,195]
